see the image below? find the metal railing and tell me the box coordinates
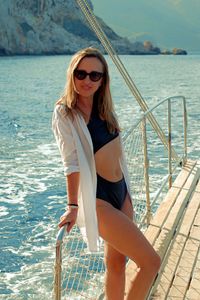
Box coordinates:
[54,224,68,300]
[124,95,187,226]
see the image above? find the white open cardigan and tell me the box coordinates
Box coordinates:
[52,104,132,252]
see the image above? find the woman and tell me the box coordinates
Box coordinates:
[52,47,160,300]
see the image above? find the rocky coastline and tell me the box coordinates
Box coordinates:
[0,0,187,56]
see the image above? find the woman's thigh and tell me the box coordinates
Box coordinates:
[103,194,133,268]
[96,196,157,268]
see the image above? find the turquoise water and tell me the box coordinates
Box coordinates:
[0,54,199,299]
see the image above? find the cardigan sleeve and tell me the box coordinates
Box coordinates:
[52,105,80,176]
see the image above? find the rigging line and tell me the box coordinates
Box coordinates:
[78,0,179,162]
[76,0,179,162]
[77,0,146,106]
[77,0,179,162]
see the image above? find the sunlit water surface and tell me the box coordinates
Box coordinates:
[0,54,199,299]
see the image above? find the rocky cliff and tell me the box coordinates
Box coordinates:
[0,0,160,55]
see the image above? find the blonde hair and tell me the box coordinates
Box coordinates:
[58,47,120,132]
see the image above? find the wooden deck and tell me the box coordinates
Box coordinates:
[125,160,200,300]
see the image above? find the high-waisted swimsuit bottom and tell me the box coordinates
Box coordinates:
[96,173,127,210]
[87,101,126,209]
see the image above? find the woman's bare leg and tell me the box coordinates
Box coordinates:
[96,196,161,300]
[104,242,126,300]
[103,195,133,300]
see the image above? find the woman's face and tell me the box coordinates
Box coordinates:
[74,57,104,100]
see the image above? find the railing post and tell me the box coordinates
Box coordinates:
[168,99,172,188]
[54,242,62,300]
[54,225,68,300]
[183,97,187,163]
[141,116,151,225]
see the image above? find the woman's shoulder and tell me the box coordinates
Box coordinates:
[53,102,71,120]
[53,102,80,124]
[54,102,66,113]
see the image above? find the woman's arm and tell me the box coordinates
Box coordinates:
[59,172,80,232]
[52,105,80,176]
[66,172,80,205]
[52,105,81,232]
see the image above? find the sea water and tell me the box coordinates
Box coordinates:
[0,54,199,299]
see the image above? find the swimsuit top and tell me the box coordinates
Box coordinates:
[87,102,119,154]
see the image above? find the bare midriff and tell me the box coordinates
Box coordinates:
[94,136,123,182]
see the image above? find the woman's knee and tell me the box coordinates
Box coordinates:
[150,252,161,274]
[140,251,161,275]
[105,253,126,274]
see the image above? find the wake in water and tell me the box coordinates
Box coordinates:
[0,54,199,299]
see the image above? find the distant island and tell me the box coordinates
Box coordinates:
[142,41,187,55]
[0,0,187,56]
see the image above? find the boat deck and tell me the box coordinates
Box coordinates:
[125,160,200,300]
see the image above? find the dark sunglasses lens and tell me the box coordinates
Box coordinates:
[74,70,87,80]
[74,70,103,81]
[89,71,103,82]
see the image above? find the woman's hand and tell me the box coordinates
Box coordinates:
[58,207,78,232]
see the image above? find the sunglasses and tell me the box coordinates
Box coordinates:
[74,69,104,82]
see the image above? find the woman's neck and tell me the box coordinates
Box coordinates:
[78,95,93,107]
[77,96,94,122]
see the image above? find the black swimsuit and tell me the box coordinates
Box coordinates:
[87,103,127,210]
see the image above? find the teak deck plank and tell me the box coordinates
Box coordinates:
[125,160,200,300]
[125,161,193,290]
[152,167,200,299]
[185,255,200,300]
[185,205,200,300]
[150,172,200,299]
